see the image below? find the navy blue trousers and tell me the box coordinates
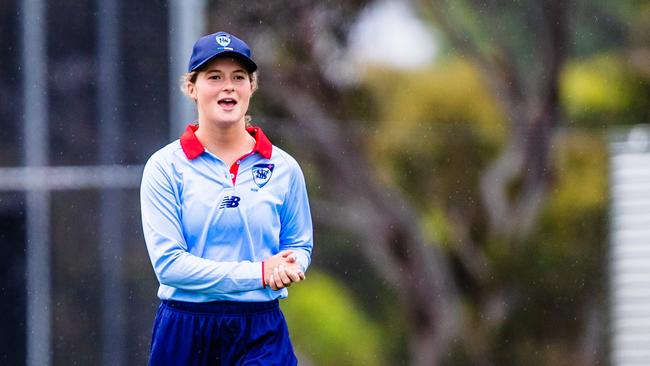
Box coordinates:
[148,299,297,366]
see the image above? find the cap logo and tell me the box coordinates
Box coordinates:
[215,34,231,47]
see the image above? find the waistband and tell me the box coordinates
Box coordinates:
[161,299,279,315]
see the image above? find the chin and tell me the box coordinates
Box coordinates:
[214,116,245,126]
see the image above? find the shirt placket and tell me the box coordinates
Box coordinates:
[229,152,255,185]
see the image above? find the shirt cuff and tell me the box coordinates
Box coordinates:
[293,251,310,273]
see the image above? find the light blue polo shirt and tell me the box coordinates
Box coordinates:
[140,124,313,302]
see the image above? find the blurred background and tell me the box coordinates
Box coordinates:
[1,0,650,365]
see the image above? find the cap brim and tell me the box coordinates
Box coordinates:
[191,50,257,73]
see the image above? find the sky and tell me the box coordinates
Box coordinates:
[348,0,438,69]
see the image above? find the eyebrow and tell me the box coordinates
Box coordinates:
[204,68,247,74]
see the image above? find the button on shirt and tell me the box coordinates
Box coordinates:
[141,125,313,302]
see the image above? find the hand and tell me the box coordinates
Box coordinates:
[268,265,306,290]
[263,251,305,290]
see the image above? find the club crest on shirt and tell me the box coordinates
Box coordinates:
[252,163,274,188]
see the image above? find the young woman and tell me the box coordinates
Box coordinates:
[140,31,313,365]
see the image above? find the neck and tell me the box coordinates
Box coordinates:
[194,119,255,163]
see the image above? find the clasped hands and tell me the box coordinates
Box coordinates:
[264,250,305,290]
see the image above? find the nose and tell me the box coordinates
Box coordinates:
[223,79,235,92]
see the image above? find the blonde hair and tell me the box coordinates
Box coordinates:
[180,70,258,127]
[180,70,258,97]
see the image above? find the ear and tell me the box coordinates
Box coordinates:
[250,76,258,95]
[187,83,197,101]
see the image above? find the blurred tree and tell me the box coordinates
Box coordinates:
[204,0,645,365]
[417,0,571,240]
[380,1,615,364]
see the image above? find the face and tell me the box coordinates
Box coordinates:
[189,57,253,127]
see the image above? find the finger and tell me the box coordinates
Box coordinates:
[284,268,301,282]
[273,267,285,289]
[298,271,305,281]
[269,274,279,291]
[279,250,294,258]
[278,265,292,286]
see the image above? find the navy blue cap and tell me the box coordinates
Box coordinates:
[188,31,257,73]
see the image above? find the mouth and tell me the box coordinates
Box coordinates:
[218,98,238,108]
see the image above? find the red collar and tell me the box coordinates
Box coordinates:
[179,124,273,160]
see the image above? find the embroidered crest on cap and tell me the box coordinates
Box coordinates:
[215,34,231,47]
[252,164,274,188]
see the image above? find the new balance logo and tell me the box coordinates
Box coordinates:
[219,195,241,208]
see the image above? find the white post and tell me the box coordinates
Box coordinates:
[169,0,206,139]
[610,126,650,365]
[21,0,51,365]
[97,0,126,365]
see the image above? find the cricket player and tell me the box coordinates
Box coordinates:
[140,31,313,365]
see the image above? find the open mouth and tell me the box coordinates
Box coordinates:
[218,98,237,108]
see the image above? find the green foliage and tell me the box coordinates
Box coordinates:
[364,59,506,145]
[422,207,454,248]
[361,51,612,364]
[363,59,505,246]
[561,54,645,126]
[535,132,608,310]
[489,131,608,365]
[281,271,384,366]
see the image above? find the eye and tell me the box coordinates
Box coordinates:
[208,74,221,80]
[234,74,247,81]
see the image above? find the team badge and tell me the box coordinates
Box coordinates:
[215,34,231,47]
[252,164,274,188]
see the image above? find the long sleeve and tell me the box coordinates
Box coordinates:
[140,157,263,295]
[278,160,314,273]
